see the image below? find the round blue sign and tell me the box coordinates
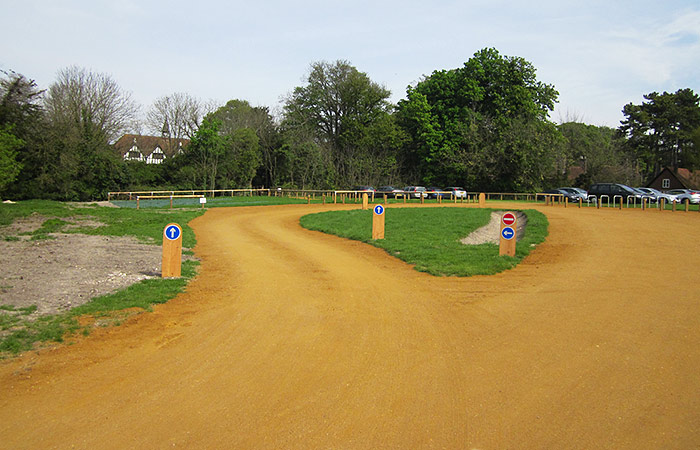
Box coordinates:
[501,226,515,240]
[374,204,385,215]
[164,224,182,241]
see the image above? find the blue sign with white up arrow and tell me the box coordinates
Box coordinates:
[164,224,182,241]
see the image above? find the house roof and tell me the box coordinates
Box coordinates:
[114,134,189,159]
[646,167,700,190]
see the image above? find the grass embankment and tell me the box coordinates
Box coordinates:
[0,200,203,356]
[300,207,548,276]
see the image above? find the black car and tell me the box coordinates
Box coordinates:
[587,183,642,202]
[375,186,402,198]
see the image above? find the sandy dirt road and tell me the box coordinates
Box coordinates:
[1,203,699,449]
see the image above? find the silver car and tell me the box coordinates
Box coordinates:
[403,186,427,198]
[635,187,677,203]
[666,189,700,204]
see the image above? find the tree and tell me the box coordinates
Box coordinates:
[146,92,210,149]
[396,48,562,191]
[620,88,700,178]
[181,117,227,191]
[210,99,277,187]
[282,60,399,186]
[559,122,637,187]
[40,66,139,199]
[0,70,45,198]
[0,126,23,193]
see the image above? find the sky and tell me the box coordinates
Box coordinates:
[2,0,699,130]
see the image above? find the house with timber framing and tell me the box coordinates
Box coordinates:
[114,134,189,164]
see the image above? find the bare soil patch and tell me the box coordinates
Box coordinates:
[0,230,162,317]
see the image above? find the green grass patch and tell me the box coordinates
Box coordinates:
[300,207,548,276]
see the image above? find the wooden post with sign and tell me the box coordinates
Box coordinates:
[372,204,385,240]
[499,212,517,257]
[162,223,183,278]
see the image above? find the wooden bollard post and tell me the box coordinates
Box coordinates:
[565,197,568,208]
[578,198,582,208]
[478,193,485,207]
[162,223,182,278]
[642,198,646,210]
[618,197,623,210]
[420,195,424,205]
[170,196,173,209]
[383,194,387,205]
[307,195,311,205]
[660,198,665,211]
[136,196,140,210]
[499,212,517,257]
[322,194,326,205]
[685,201,689,212]
[372,204,385,240]
[362,193,368,210]
[672,200,676,212]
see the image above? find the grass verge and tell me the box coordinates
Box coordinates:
[0,200,203,357]
[299,207,548,276]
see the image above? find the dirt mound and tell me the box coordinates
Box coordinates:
[460,210,527,244]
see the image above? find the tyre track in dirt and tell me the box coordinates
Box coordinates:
[1,203,699,448]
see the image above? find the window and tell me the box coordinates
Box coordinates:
[662,178,670,189]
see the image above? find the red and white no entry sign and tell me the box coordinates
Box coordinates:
[502,212,517,226]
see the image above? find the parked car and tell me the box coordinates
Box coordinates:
[559,187,588,201]
[425,187,447,199]
[544,188,582,203]
[403,186,428,198]
[587,183,643,201]
[666,189,700,204]
[634,187,677,203]
[375,186,402,198]
[352,185,375,194]
[443,187,467,199]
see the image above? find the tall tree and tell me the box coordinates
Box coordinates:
[559,122,637,187]
[146,92,209,146]
[282,60,399,186]
[0,126,23,193]
[619,88,700,177]
[0,70,45,198]
[397,48,562,191]
[40,67,138,199]
[210,99,277,187]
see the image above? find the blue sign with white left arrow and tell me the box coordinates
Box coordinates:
[164,224,182,241]
[501,226,515,240]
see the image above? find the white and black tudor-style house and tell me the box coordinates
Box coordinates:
[114,134,189,164]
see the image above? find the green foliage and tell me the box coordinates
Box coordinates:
[397,48,563,191]
[559,122,637,187]
[620,88,700,177]
[0,126,23,192]
[282,60,401,187]
[300,207,548,276]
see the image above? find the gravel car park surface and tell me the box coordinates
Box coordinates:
[1,202,699,448]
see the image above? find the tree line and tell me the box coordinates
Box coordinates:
[1,48,699,201]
